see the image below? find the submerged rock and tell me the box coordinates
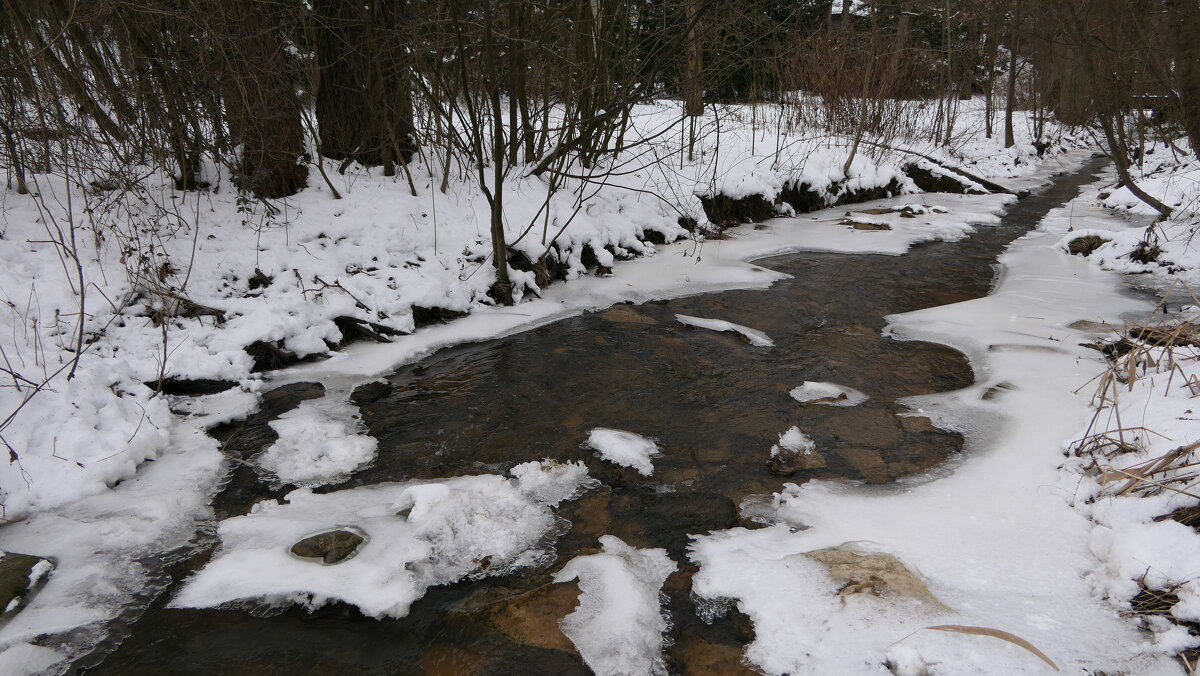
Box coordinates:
[0,551,53,615]
[805,547,948,610]
[478,581,581,655]
[289,528,367,564]
[349,380,393,406]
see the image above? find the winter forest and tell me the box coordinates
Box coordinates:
[1,0,1200,673]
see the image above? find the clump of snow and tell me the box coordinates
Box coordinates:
[789,381,868,406]
[675,313,774,346]
[511,459,598,507]
[770,426,817,458]
[256,396,377,487]
[584,428,661,476]
[172,466,594,618]
[553,535,676,676]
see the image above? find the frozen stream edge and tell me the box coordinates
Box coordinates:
[688,165,1179,674]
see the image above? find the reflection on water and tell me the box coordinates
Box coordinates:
[86,159,1107,675]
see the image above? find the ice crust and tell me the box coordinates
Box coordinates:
[789,381,868,406]
[257,396,378,486]
[171,461,594,618]
[674,314,774,347]
[584,428,662,476]
[554,536,676,676]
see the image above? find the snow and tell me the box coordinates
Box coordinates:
[256,395,377,486]
[688,172,1181,674]
[553,535,676,676]
[0,96,1089,672]
[771,426,817,458]
[172,461,595,618]
[790,381,869,406]
[0,421,225,673]
[584,428,661,476]
[675,313,774,346]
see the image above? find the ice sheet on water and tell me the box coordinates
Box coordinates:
[553,535,676,676]
[256,396,377,487]
[675,314,774,347]
[171,461,594,619]
[511,460,598,507]
[789,381,868,407]
[584,428,661,476]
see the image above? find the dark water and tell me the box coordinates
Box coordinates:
[82,157,1107,676]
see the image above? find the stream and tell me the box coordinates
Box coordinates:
[81,156,1108,675]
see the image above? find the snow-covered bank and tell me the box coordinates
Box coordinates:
[1059,140,1200,292]
[688,173,1186,674]
[0,99,1072,520]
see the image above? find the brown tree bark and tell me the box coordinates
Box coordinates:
[211,0,308,198]
[1167,1,1200,158]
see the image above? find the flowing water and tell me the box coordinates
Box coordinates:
[82,157,1108,675]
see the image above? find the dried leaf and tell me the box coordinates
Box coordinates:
[925,625,1059,671]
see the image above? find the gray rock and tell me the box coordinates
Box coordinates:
[289,529,367,564]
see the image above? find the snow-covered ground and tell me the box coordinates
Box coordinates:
[0,98,1103,674]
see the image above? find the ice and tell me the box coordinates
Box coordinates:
[770,426,817,458]
[171,463,594,619]
[256,396,377,487]
[789,381,869,406]
[553,536,677,676]
[675,314,774,346]
[510,460,598,507]
[584,428,661,476]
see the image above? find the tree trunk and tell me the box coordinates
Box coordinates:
[313,0,416,169]
[1167,1,1200,158]
[1004,43,1017,149]
[215,0,307,198]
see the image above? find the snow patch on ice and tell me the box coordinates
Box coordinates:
[584,428,661,476]
[790,381,868,406]
[675,314,774,346]
[553,535,676,676]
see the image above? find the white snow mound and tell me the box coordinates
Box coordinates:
[584,428,661,476]
[675,314,774,346]
[553,535,677,676]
